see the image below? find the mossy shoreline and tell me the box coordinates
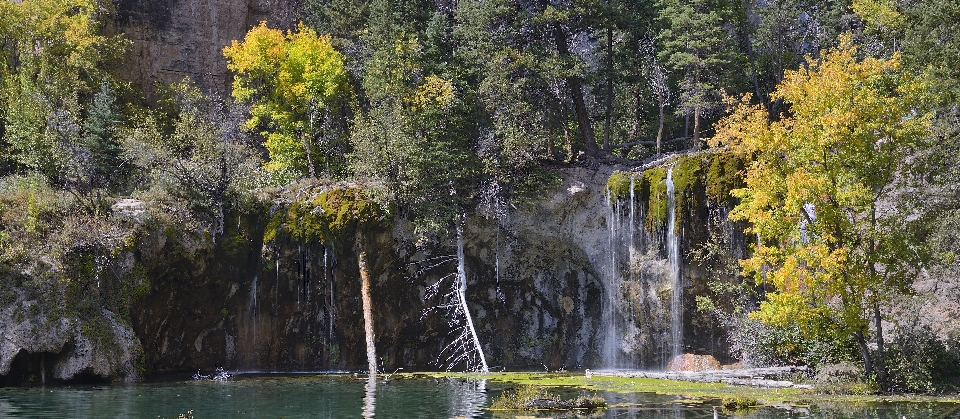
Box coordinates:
[398,372,960,406]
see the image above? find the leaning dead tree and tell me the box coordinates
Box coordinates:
[412,225,489,372]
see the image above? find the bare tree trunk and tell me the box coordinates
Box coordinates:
[550,20,597,157]
[456,225,489,372]
[657,104,665,155]
[874,302,888,391]
[303,135,317,178]
[358,239,377,378]
[693,106,701,150]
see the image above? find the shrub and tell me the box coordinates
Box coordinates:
[814,362,877,395]
[884,325,960,393]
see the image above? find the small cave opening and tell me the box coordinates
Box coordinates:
[0,350,54,386]
[0,349,111,387]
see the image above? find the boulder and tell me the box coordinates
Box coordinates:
[667,353,721,372]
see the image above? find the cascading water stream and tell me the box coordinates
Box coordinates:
[666,165,682,359]
[602,188,619,368]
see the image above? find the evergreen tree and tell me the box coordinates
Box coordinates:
[82,79,124,190]
[657,0,740,147]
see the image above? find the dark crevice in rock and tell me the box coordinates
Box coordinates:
[115,0,179,30]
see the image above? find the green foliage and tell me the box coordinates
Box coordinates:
[120,80,263,239]
[81,79,125,191]
[349,33,479,236]
[0,0,129,182]
[728,316,858,369]
[899,0,960,104]
[813,362,878,395]
[656,0,741,141]
[884,325,960,393]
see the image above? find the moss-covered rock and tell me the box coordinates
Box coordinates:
[266,183,390,245]
[606,151,745,232]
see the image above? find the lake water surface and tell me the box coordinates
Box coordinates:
[0,374,956,418]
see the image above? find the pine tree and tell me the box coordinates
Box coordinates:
[657,0,740,147]
[82,79,124,190]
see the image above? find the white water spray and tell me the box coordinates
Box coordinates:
[666,165,682,358]
[602,188,620,368]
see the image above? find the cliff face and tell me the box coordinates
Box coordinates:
[0,160,736,382]
[128,166,613,375]
[115,0,300,100]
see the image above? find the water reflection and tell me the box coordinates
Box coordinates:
[362,376,376,418]
[0,375,957,418]
[443,378,487,418]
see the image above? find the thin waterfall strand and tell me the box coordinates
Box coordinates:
[667,165,682,359]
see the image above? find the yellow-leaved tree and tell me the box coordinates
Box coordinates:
[223,22,349,183]
[712,35,930,387]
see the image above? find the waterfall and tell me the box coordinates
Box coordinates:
[666,165,682,359]
[325,245,334,342]
[602,188,619,368]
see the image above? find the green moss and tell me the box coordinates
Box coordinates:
[643,167,668,230]
[415,372,960,405]
[705,152,746,203]
[265,185,390,246]
[490,384,606,411]
[606,171,637,202]
[722,396,759,410]
[629,151,745,233]
[671,155,704,231]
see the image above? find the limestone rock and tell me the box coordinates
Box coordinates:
[667,353,721,372]
[0,298,143,384]
[115,0,300,100]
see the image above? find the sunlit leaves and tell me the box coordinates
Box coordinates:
[713,35,930,350]
[224,22,349,183]
[0,0,125,181]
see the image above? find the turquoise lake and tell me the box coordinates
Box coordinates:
[0,374,956,418]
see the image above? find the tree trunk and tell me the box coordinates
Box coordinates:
[657,104,665,155]
[855,330,873,377]
[693,106,701,150]
[550,20,597,157]
[303,135,317,178]
[456,225,489,372]
[874,302,888,391]
[603,26,613,152]
[358,238,377,378]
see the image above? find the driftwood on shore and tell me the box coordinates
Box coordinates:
[589,366,814,390]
